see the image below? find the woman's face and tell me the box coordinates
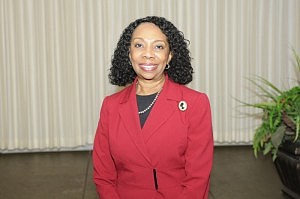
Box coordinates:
[129,22,172,82]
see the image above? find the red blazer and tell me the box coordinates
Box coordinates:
[93,75,214,199]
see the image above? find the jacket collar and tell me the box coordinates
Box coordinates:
[119,74,182,104]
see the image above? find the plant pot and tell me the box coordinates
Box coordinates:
[274,141,300,199]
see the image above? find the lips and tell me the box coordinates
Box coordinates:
[139,64,158,71]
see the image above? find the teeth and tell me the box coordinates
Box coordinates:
[141,65,155,71]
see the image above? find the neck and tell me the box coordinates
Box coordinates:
[136,76,165,95]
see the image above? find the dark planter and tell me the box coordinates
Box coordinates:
[274,140,300,199]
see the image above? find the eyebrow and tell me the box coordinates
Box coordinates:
[131,37,167,43]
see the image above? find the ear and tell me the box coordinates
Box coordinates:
[128,50,132,62]
[167,52,173,63]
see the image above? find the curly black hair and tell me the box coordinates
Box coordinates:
[109,16,193,86]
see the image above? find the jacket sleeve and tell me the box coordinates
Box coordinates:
[178,93,214,199]
[93,98,120,199]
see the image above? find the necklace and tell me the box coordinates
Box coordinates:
[138,90,161,114]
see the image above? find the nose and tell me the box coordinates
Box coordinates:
[143,46,154,59]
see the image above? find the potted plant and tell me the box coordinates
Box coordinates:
[240,49,300,198]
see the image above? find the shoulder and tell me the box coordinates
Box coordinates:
[102,85,132,107]
[171,81,209,103]
[166,80,210,113]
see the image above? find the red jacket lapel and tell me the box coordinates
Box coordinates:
[118,79,153,165]
[141,77,182,142]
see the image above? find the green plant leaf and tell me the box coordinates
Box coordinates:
[295,116,300,141]
[271,125,286,148]
[254,76,283,95]
[292,48,300,73]
[247,77,280,101]
[263,142,273,155]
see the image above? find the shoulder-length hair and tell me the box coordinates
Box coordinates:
[109,16,193,86]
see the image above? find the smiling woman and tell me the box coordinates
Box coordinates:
[92,16,214,199]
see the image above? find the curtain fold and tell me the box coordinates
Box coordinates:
[1,0,300,152]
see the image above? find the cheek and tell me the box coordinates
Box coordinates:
[129,51,139,63]
[160,54,171,63]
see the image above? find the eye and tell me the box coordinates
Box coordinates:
[155,45,164,50]
[134,43,143,48]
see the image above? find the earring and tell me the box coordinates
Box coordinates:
[165,64,170,70]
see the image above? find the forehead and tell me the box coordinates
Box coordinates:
[132,22,168,41]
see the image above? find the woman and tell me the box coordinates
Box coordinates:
[93,16,214,199]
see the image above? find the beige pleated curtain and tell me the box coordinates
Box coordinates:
[1,0,300,152]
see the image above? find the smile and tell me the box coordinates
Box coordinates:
[139,64,158,71]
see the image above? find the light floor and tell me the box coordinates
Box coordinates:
[0,146,292,199]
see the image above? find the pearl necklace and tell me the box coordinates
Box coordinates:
[138,90,162,114]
